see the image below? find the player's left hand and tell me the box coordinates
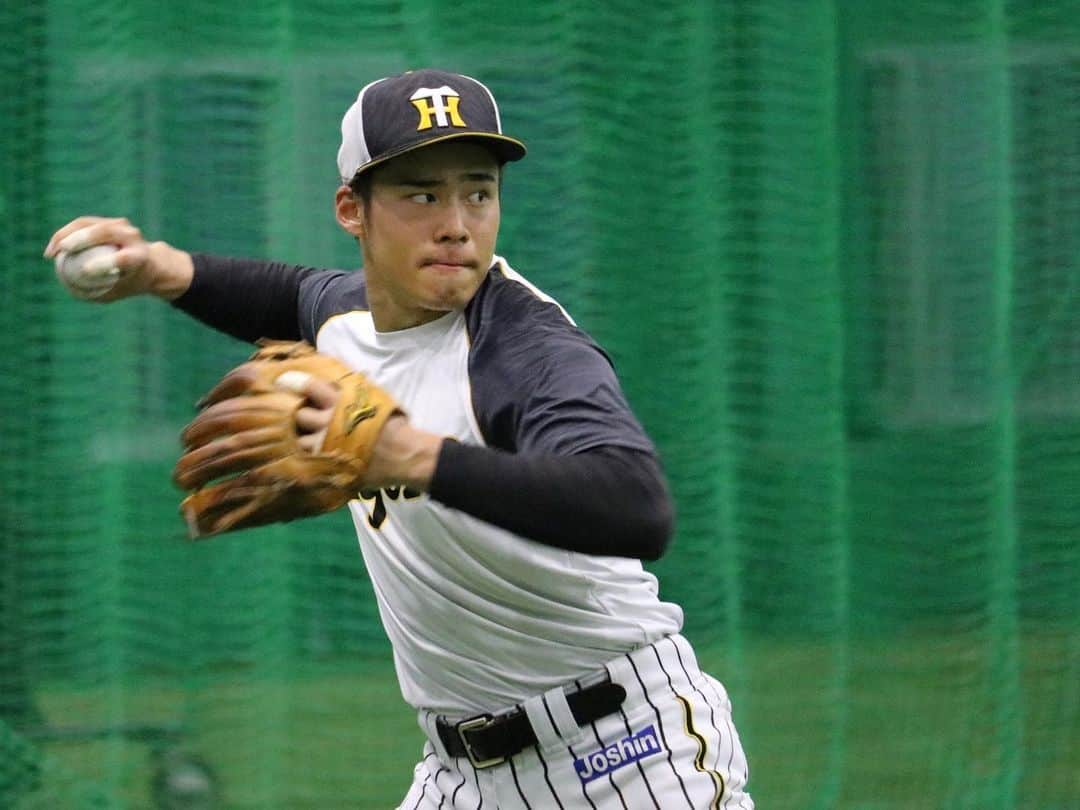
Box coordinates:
[275,371,428,488]
[173,340,402,538]
[277,371,339,454]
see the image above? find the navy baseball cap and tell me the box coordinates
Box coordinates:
[337,69,527,183]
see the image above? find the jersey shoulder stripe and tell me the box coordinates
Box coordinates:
[298,268,368,345]
[490,257,577,326]
[463,257,651,456]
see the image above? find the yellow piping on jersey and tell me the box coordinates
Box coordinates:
[675,693,725,809]
[460,313,487,449]
[492,256,576,325]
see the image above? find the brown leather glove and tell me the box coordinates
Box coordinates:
[173,340,400,539]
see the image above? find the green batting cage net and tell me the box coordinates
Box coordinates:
[2,1,1079,808]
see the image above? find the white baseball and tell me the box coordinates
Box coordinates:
[274,371,314,394]
[54,244,124,300]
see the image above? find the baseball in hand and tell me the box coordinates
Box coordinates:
[54,244,124,300]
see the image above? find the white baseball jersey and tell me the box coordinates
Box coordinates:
[300,256,683,717]
[182,249,753,807]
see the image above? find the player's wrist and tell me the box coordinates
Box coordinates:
[370,416,441,491]
[146,241,195,300]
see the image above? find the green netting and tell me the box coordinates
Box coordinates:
[3,1,1079,808]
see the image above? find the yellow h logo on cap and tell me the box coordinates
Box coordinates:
[410,86,467,131]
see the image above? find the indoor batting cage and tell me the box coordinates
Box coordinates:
[2,1,1079,808]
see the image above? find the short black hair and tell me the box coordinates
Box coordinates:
[348,170,375,207]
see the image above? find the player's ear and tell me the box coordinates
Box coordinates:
[335,186,366,240]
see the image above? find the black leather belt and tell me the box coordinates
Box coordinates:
[436,678,627,769]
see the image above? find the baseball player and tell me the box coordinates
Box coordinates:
[44,69,753,809]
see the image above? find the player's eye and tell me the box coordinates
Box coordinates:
[467,189,491,204]
[409,192,436,204]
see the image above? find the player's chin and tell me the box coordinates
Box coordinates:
[419,273,484,310]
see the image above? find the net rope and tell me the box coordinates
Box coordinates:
[2,2,1078,807]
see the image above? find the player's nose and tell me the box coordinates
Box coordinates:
[434,201,469,243]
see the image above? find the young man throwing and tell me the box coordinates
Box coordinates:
[45,69,753,809]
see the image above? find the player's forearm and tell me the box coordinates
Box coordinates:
[428,443,674,561]
[171,254,314,343]
[365,416,442,490]
[146,241,195,300]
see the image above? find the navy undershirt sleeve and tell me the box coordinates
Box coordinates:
[423,270,674,559]
[429,442,674,561]
[172,256,672,559]
[171,253,322,343]
[465,272,654,457]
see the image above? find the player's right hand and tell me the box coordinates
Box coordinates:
[43,216,194,302]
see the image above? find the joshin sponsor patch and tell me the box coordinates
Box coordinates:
[573,724,664,783]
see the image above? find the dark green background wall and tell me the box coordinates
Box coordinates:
[2,2,1078,807]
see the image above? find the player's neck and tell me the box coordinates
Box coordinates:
[364,284,448,333]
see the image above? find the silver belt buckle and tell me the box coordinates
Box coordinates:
[456,714,506,769]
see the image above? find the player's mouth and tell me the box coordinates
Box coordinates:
[422,258,475,273]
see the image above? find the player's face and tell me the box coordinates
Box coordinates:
[338,141,501,332]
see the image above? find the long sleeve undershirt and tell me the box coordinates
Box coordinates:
[175,254,310,342]
[430,441,673,561]
[172,254,674,560]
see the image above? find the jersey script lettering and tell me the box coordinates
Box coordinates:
[358,486,423,529]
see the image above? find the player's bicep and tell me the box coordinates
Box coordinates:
[176,254,323,343]
[513,340,654,457]
[297,269,353,344]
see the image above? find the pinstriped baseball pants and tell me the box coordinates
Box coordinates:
[400,635,754,809]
